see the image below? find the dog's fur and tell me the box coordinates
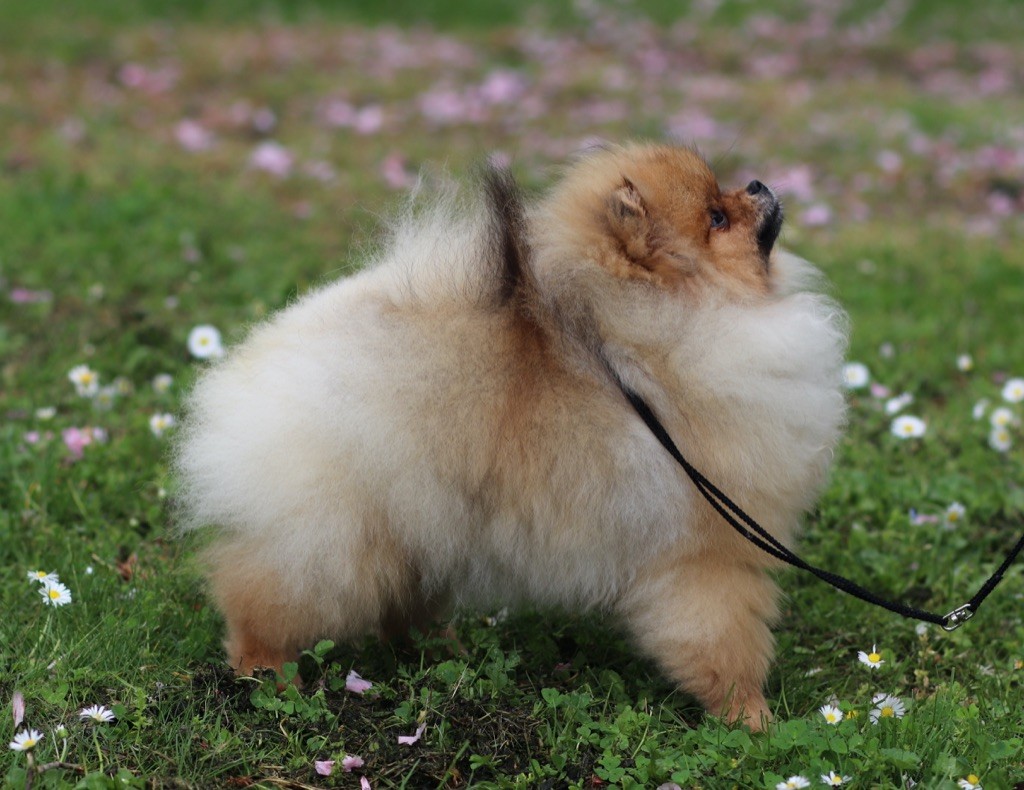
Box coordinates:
[174,143,847,729]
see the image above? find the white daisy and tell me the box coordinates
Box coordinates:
[80,704,116,723]
[819,704,843,724]
[885,392,914,415]
[842,362,870,389]
[39,580,72,607]
[9,729,43,752]
[27,570,59,585]
[858,644,884,668]
[152,373,173,394]
[956,354,974,372]
[957,774,983,790]
[869,693,905,723]
[989,427,1013,453]
[776,776,811,789]
[821,771,851,786]
[990,407,1017,429]
[149,413,177,437]
[93,385,119,411]
[187,324,225,359]
[972,399,989,420]
[35,407,57,420]
[1002,378,1024,404]
[943,502,966,530]
[891,415,926,439]
[68,364,100,397]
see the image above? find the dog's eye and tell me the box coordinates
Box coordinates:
[710,209,729,230]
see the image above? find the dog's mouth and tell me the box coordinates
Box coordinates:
[755,198,784,259]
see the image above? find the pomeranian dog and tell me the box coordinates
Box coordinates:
[175,142,847,730]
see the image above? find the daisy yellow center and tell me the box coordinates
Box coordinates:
[902,424,914,434]
[48,588,61,600]
[23,737,37,748]
[826,712,839,722]
[881,706,895,717]
[868,652,881,662]
[967,775,980,784]
[199,337,210,346]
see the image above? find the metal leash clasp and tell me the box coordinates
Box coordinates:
[941,604,975,631]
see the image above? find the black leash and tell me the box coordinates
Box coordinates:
[617,381,1024,631]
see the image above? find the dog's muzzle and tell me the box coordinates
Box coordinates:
[747,180,783,258]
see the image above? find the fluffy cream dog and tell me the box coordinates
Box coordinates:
[175,142,847,730]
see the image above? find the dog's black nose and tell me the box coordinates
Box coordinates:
[746,180,766,196]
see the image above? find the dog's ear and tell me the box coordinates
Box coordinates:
[606,178,653,262]
[605,178,695,279]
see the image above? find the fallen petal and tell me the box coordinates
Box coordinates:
[345,669,373,694]
[12,691,25,728]
[314,760,334,776]
[398,722,426,746]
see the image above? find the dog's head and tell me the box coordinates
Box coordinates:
[532,143,784,308]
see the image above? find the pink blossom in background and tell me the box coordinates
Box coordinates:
[419,87,469,125]
[876,150,903,174]
[488,150,512,170]
[59,118,87,144]
[303,160,336,183]
[987,191,1016,217]
[978,67,1011,95]
[666,109,728,144]
[250,141,294,177]
[62,427,105,460]
[175,120,214,152]
[9,287,53,304]
[478,69,527,105]
[769,164,816,202]
[117,62,178,93]
[321,101,384,134]
[870,382,892,399]
[800,203,834,227]
[251,107,277,134]
[353,105,384,135]
[746,53,799,79]
[380,153,416,190]
[322,99,356,127]
[342,754,365,772]
[418,86,486,125]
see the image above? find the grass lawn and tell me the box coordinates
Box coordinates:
[2,0,1023,787]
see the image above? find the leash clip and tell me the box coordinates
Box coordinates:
[941,604,975,631]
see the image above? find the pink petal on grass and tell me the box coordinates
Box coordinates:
[342,755,365,772]
[12,691,25,728]
[314,760,334,776]
[360,778,372,790]
[345,670,373,694]
[398,722,426,746]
